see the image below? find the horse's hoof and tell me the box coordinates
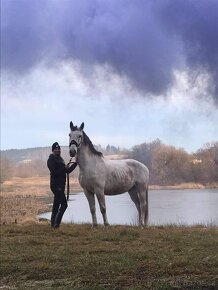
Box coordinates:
[92,224,97,228]
[104,223,110,227]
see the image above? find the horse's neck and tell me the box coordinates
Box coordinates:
[76,145,98,171]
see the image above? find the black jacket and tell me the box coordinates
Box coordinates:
[47,154,77,191]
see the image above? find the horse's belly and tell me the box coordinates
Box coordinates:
[104,181,134,195]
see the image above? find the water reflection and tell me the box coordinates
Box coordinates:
[40,189,218,226]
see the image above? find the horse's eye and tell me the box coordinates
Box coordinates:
[69,133,71,137]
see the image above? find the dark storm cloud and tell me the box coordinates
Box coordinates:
[1,0,218,103]
[155,0,218,104]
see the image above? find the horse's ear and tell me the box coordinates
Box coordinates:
[70,121,74,130]
[79,122,84,131]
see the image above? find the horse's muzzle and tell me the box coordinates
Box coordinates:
[69,147,76,157]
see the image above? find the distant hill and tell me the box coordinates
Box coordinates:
[0,144,123,163]
[1,147,69,162]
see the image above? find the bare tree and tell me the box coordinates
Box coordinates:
[0,157,14,183]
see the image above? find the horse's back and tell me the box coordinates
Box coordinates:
[105,158,148,175]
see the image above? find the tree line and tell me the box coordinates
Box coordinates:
[128,139,218,185]
[1,140,218,185]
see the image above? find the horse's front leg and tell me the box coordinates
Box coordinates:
[96,190,109,226]
[84,189,97,227]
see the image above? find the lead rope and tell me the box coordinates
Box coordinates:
[67,172,70,201]
[66,158,73,201]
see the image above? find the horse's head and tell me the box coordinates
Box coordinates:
[69,121,84,157]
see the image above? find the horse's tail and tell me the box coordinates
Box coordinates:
[144,184,149,225]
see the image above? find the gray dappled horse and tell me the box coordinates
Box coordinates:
[69,122,149,227]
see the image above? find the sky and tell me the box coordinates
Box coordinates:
[1,0,218,153]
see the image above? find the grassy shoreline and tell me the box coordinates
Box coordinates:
[1,223,218,289]
[0,176,81,225]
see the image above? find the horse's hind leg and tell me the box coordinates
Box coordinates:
[138,184,149,227]
[95,190,109,226]
[84,189,97,227]
[128,186,141,226]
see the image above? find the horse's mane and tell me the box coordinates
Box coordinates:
[83,131,103,157]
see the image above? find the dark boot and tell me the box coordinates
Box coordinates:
[53,210,65,228]
[51,211,57,228]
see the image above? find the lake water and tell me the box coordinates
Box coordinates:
[39,189,218,226]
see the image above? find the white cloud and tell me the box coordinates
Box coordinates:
[1,62,218,152]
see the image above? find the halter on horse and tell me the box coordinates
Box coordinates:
[69,122,149,227]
